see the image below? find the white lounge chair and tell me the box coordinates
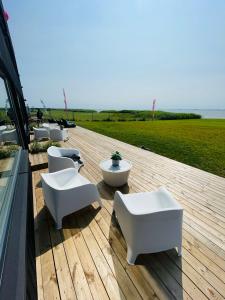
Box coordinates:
[114,187,183,264]
[41,168,102,229]
[47,146,82,172]
[33,127,49,141]
[2,129,18,144]
[49,128,68,141]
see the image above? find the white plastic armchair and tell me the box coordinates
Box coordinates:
[49,128,68,141]
[47,146,81,172]
[114,187,183,265]
[2,129,18,144]
[41,168,102,229]
[33,127,49,141]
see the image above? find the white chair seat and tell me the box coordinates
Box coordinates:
[114,187,183,264]
[41,168,102,229]
[121,189,180,215]
[47,171,90,190]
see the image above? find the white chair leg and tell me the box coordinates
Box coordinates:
[127,247,138,265]
[178,244,182,256]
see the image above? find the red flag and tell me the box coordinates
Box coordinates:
[63,88,68,111]
[3,10,9,22]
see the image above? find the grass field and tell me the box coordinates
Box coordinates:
[32,109,201,122]
[78,119,225,178]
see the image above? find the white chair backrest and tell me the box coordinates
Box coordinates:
[47,146,62,157]
[42,168,77,188]
[2,129,17,142]
[34,127,47,132]
[49,128,63,141]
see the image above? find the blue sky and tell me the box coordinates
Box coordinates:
[4,0,225,110]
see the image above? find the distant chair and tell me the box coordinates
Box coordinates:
[61,119,76,128]
[47,146,81,172]
[33,127,49,141]
[2,129,18,144]
[49,128,68,141]
[114,187,183,264]
[41,168,102,229]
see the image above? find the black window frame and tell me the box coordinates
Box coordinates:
[0,2,36,299]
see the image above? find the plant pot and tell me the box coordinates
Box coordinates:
[112,159,120,167]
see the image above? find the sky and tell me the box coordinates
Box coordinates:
[3,0,225,110]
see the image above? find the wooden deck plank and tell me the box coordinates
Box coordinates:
[76,215,127,300]
[34,172,61,300]
[81,212,144,300]
[32,172,44,300]
[32,126,225,299]
[68,218,110,300]
[48,218,78,300]
[62,228,94,300]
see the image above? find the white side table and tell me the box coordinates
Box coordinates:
[99,159,132,187]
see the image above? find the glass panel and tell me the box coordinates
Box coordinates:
[0,77,21,258]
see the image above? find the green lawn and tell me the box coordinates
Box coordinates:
[78,119,225,178]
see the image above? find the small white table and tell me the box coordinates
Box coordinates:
[99,159,132,187]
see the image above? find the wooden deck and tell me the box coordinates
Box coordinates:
[31,126,225,300]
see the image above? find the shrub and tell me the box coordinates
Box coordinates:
[29,122,37,131]
[0,145,19,159]
[30,141,61,154]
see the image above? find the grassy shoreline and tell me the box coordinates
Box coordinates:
[27,108,201,122]
[78,119,225,178]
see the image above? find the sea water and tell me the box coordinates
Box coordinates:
[167,109,225,119]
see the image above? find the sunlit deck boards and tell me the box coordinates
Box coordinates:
[32,126,225,300]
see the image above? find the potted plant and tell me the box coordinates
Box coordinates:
[111,151,122,167]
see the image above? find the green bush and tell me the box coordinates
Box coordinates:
[156,112,201,120]
[0,145,19,159]
[29,122,37,131]
[30,141,61,154]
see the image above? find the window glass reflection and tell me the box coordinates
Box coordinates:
[0,78,20,201]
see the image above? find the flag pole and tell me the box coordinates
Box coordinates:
[63,88,68,119]
[152,99,156,121]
